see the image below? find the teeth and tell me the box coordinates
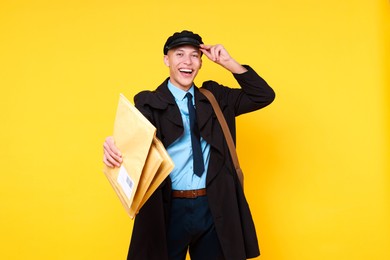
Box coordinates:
[179,69,192,73]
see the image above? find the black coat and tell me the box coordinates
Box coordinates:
[127,65,275,260]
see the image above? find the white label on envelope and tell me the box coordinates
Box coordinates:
[117,165,134,200]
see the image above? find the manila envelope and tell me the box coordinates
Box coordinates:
[134,136,174,214]
[103,93,157,217]
[103,94,174,219]
[128,140,163,218]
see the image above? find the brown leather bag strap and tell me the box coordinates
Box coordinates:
[199,88,244,188]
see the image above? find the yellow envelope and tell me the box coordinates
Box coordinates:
[136,136,174,212]
[103,94,174,219]
[129,140,163,218]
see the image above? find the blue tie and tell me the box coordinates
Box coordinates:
[186,92,205,177]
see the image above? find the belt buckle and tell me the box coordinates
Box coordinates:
[191,190,197,198]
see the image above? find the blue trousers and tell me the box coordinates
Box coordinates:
[167,196,224,260]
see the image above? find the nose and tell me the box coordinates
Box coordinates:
[183,54,192,64]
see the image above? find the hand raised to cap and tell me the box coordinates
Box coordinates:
[200,44,247,74]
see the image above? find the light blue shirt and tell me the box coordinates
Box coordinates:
[166,80,210,190]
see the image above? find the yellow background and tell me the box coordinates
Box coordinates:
[1,0,389,259]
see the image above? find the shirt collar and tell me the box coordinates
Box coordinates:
[167,80,195,101]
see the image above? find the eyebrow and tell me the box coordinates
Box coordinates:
[175,48,201,55]
[175,47,200,52]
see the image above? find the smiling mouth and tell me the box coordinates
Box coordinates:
[179,68,193,74]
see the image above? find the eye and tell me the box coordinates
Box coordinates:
[176,52,183,57]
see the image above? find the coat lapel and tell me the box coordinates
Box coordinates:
[195,87,224,154]
[149,80,183,147]
[195,87,226,185]
[155,80,183,127]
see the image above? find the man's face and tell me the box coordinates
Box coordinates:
[163,45,202,91]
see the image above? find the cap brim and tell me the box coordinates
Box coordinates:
[166,37,202,51]
[169,42,200,49]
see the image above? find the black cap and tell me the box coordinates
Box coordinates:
[163,30,203,55]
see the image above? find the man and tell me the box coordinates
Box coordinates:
[103,30,275,260]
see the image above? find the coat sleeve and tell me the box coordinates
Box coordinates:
[203,65,275,116]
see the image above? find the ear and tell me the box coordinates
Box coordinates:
[163,55,170,67]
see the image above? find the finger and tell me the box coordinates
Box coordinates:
[103,136,122,167]
[104,137,122,156]
[200,46,213,60]
[105,136,118,151]
[211,45,219,62]
[215,44,226,62]
[103,149,122,168]
[199,44,211,50]
[103,144,122,165]
[103,143,122,161]
[103,155,116,168]
[201,44,218,61]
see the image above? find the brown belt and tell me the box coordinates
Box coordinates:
[172,188,207,199]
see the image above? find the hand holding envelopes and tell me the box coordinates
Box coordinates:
[103,94,174,219]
